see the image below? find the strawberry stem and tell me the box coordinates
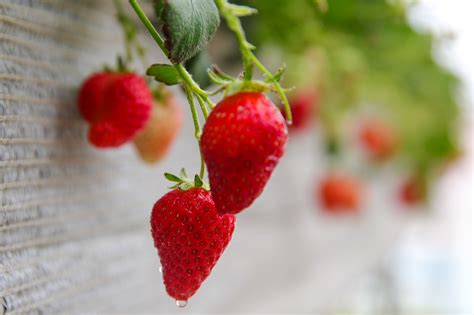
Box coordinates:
[183,86,201,141]
[196,94,209,119]
[215,0,293,124]
[199,154,205,179]
[114,0,148,71]
[130,0,217,179]
[129,0,214,110]
[129,0,168,55]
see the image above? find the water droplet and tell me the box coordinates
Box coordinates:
[159,266,163,273]
[176,300,188,308]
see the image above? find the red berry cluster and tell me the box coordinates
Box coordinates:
[78,72,181,164]
[78,72,152,148]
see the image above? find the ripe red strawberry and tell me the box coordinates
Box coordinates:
[399,176,426,205]
[281,89,318,131]
[134,88,182,163]
[318,172,363,213]
[150,188,235,301]
[201,92,288,215]
[359,118,398,160]
[78,72,110,122]
[78,72,152,148]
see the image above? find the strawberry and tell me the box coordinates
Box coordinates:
[281,89,318,131]
[134,87,182,163]
[399,176,426,205]
[359,118,398,160]
[78,72,110,122]
[78,72,152,148]
[150,188,235,302]
[318,172,363,213]
[201,92,288,215]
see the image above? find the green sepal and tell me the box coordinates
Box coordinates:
[207,65,234,85]
[227,4,258,17]
[146,64,181,85]
[207,69,232,85]
[178,182,194,191]
[163,168,209,191]
[265,66,286,83]
[194,175,203,188]
[164,172,181,182]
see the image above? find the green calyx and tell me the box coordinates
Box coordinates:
[214,0,293,124]
[207,65,294,97]
[164,168,209,191]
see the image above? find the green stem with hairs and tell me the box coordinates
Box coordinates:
[129,0,213,106]
[196,95,209,119]
[130,0,218,181]
[129,0,168,55]
[215,0,292,124]
[184,86,201,142]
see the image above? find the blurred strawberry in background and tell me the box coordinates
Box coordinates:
[281,89,318,132]
[78,72,153,148]
[318,172,363,214]
[359,118,398,161]
[399,176,426,206]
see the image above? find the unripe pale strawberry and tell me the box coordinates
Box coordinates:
[134,88,182,163]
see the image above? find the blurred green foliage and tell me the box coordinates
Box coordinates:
[238,0,460,180]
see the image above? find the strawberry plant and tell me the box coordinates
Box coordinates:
[125,0,293,305]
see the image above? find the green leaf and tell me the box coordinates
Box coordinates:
[155,0,220,64]
[146,64,181,85]
[194,175,203,188]
[164,172,181,182]
[179,168,187,178]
